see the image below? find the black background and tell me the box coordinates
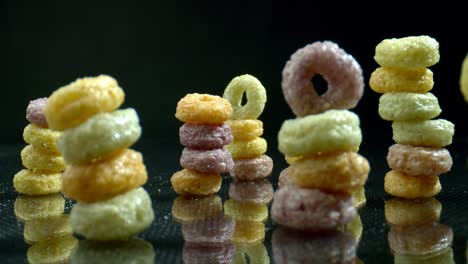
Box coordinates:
[4,0,467,149]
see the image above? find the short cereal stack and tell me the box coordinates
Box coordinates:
[370,36,455,198]
[13,98,64,195]
[172,93,234,196]
[272,41,370,231]
[44,75,154,240]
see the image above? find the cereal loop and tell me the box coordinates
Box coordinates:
[23,124,61,154]
[224,137,267,159]
[179,123,233,149]
[24,215,71,244]
[374,36,439,68]
[384,170,441,198]
[461,54,468,102]
[180,148,234,174]
[278,109,361,157]
[232,221,265,244]
[44,75,125,131]
[171,195,223,222]
[226,119,263,141]
[26,97,48,127]
[385,198,442,226]
[63,149,147,203]
[282,41,364,116]
[224,199,268,222]
[379,92,441,121]
[176,93,233,124]
[13,169,62,195]
[229,154,273,181]
[21,145,65,172]
[14,194,65,221]
[27,235,77,264]
[392,119,454,147]
[171,169,222,196]
[352,186,366,209]
[370,67,433,93]
[223,74,267,119]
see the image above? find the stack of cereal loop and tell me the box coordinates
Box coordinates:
[370,36,455,198]
[272,41,370,231]
[172,93,234,196]
[44,75,154,240]
[13,98,64,195]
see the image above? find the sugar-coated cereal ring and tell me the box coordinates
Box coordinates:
[63,149,147,203]
[282,41,364,116]
[44,75,125,131]
[352,186,366,209]
[387,144,452,176]
[369,67,434,93]
[461,55,468,102]
[278,167,292,188]
[224,199,268,222]
[27,235,78,264]
[271,185,356,231]
[70,187,154,240]
[13,169,62,195]
[379,92,441,121]
[172,195,223,222]
[179,123,233,149]
[182,214,235,243]
[226,119,263,141]
[289,152,369,193]
[183,242,235,264]
[232,220,265,244]
[14,194,65,221]
[224,137,267,159]
[180,148,234,173]
[384,170,441,198]
[175,93,233,124]
[171,169,222,196]
[23,124,61,154]
[58,108,142,164]
[394,248,454,264]
[392,119,455,147]
[374,36,440,68]
[24,215,72,244]
[278,109,361,157]
[229,179,273,205]
[385,197,442,226]
[233,242,269,264]
[21,145,65,172]
[229,154,273,181]
[223,74,267,119]
[26,97,48,127]
[71,239,155,264]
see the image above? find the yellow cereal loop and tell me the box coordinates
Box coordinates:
[385,197,441,226]
[27,235,78,264]
[223,74,267,119]
[278,109,361,157]
[226,119,263,141]
[285,156,302,165]
[384,170,441,199]
[232,220,265,244]
[369,67,434,93]
[374,36,440,68]
[379,92,441,121]
[13,169,62,195]
[14,194,65,221]
[171,169,221,196]
[233,242,269,264]
[23,124,61,154]
[461,54,468,102]
[21,145,65,172]
[224,137,267,159]
[44,75,125,131]
[224,199,268,222]
[394,247,454,264]
[171,195,223,222]
[175,93,233,124]
[24,215,72,244]
[392,119,455,147]
[352,186,366,208]
[339,214,363,242]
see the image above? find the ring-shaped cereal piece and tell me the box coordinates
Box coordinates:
[352,186,366,209]
[179,123,233,149]
[13,169,62,195]
[461,54,468,102]
[27,235,78,264]
[233,242,269,264]
[44,75,125,131]
[23,124,61,154]
[21,145,65,172]
[228,179,273,205]
[392,119,454,148]
[223,74,267,119]
[171,169,222,196]
[180,148,234,173]
[229,154,273,181]
[384,170,441,198]
[183,242,235,264]
[379,92,441,121]
[26,97,49,127]
[14,194,65,221]
[232,220,265,244]
[58,108,142,163]
[171,195,223,222]
[278,109,361,157]
[374,36,439,68]
[385,198,442,226]
[224,199,268,222]
[370,67,434,93]
[387,144,452,176]
[175,93,233,124]
[289,152,369,193]
[62,149,147,203]
[182,214,235,243]
[225,119,263,141]
[224,137,267,159]
[24,215,72,244]
[282,41,364,116]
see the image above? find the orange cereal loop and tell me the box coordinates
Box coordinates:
[62,149,147,202]
[175,93,233,124]
[44,75,125,131]
[369,67,433,93]
[171,169,222,196]
[384,170,441,199]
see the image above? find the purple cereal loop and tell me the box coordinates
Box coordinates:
[229,155,273,181]
[180,123,233,150]
[229,179,273,205]
[26,97,48,127]
[182,214,235,243]
[180,148,234,173]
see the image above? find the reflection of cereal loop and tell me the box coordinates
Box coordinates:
[14,194,65,221]
[461,54,468,102]
[171,195,222,222]
[176,93,232,124]
[282,41,364,116]
[223,74,267,119]
[385,197,441,226]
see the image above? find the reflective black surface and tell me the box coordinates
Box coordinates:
[1,138,467,263]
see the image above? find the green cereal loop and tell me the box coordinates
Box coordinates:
[461,54,468,102]
[378,92,441,121]
[278,109,362,157]
[223,74,267,119]
[392,119,454,147]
